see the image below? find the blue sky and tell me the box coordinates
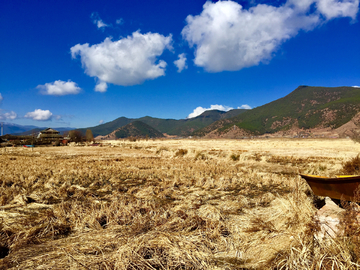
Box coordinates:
[0,0,359,128]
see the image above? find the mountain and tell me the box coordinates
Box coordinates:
[138,109,246,136]
[193,86,360,137]
[1,123,41,135]
[15,127,72,136]
[5,86,360,139]
[0,123,72,136]
[114,121,164,139]
[76,117,133,137]
[76,109,247,137]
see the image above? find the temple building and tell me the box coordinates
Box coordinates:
[37,128,63,141]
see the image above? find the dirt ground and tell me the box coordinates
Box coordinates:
[1,138,360,269]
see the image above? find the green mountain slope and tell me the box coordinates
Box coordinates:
[77,117,133,137]
[194,86,360,136]
[76,109,246,137]
[138,109,246,136]
[114,121,164,138]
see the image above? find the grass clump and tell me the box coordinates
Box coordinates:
[128,136,138,142]
[194,151,207,161]
[175,149,188,157]
[230,153,240,161]
[342,155,360,175]
[156,146,169,154]
[114,232,211,269]
[251,152,262,162]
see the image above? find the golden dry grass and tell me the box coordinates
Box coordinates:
[0,138,360,269]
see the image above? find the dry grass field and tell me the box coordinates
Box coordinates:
[1,138,360,269]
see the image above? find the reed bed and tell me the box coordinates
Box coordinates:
[0,138,360,269]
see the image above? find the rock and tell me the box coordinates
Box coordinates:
[316,197,345,239]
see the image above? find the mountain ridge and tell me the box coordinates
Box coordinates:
[194,86,360,138]
[0,123,72,136]
[76,109,247,137]
[114,121,165,139]
[5,86,360,139]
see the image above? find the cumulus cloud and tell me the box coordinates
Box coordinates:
[99,120,104,124]
[174,53,188,72]
[0,95,17,120]
[187,104,234,118]
[95,81,108,92]
[316,0,359,20]
[238,104,252,109]
[0,111,17,120]
[25,109,53,121]
[91,12,109,29]
[4,111,17,120]
[71,31,173,90]
[37,80,81,96]
[182,0,359,72]
[353,86,360,88]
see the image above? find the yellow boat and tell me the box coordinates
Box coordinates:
[300,174,360,201]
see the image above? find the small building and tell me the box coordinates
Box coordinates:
[37,128,63,143]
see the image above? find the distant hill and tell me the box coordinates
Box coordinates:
[138,109,246,136]
[5,86,360,140]
[193,86,360,137]
[15,127,71,136]
[76,109,247,137]
[1,123,41,135]
[1,123,72,136]
[76,117,133,137]
[114,121,164,139]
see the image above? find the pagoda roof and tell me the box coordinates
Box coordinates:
[40,128,59,133]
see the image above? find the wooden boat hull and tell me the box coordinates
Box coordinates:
[300,174,360,201]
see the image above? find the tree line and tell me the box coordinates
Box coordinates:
[66,129,94,143]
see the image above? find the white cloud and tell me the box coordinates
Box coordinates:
[238,104,252,109]
[71,31,173,90]
[353,86,360,88]
[97,20,108,29]
[0,93,3,103]
[4,111,17,120]
[91,12,109,29]
[25,109,53,121]
[99,120,104,124]
[0,111,17,120]
[116,18,124,25]
[37,80,81,96]
[187,104,234,118]
[95,81,108,92]
[316,0,359,20]
[182,0,359,72]
[174,53,188,73]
